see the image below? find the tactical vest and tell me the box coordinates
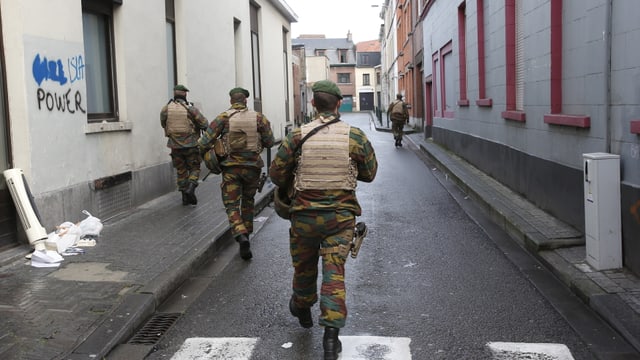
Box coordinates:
[294,120,357,191]
[391,100,404,115]
[224,109,261,153]
[165,102,194,135]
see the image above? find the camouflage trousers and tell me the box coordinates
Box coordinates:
[289,210,355,328]
[221,166,260,237]
[170,147,202,191]
[391,119,405,141]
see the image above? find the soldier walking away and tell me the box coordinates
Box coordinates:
[198,87,274,260]
[269,80,378,360]
[387,93,409,147]
[160,84,209,205]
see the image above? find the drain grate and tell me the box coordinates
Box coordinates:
[128,313,181,345]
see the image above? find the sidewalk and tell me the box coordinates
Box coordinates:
[375,114,640,354]
[0,162,275,360]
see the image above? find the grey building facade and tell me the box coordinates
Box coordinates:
[418,0,640,275]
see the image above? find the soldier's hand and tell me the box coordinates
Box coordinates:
[198,144,208,156]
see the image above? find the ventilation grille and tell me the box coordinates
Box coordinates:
[96,181,132,220]
[128,313,181,346]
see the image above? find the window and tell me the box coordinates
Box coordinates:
[457,2,469,106]
[475,0,491,106]
[166,0,176,99]
[363,74,370,86]
[250,3,262,112]
[362,54,370,65]
[432,53,440,116]
[82,0,117,122]
[234,19,242,85]
[436,41,454,118]
[339,49,348,63]
[337,73,350,84]
[543,0,590,128]
[315,49,325,56]
[283,28,290,123]
[376,72,381,86]
[443,50,455,115]
[501,0,525,121]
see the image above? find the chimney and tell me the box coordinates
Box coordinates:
[347,30,352,42]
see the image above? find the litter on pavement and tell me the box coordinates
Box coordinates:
[29,210,103,268]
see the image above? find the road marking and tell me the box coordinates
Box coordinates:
[171,336,412,359]
[170,337,575,359]
[340,336,412,359]
[170,337,258,360]
[487,342,575,360]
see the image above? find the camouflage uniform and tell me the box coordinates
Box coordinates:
[160,96,208,194]
[269,111,378,329]
[387,96,409,147]
[198,102,274,238]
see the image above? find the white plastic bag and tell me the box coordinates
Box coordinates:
[78,210,103,237]
[46,221,81,253]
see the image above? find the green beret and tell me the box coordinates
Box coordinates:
[174,84,189,92]
[229,87,250,97]
[312,80,343,99]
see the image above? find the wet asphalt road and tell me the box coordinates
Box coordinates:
[144,112,608,359]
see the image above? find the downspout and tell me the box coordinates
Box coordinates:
[605,0,612,153]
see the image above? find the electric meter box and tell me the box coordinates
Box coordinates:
[583,153,621,270]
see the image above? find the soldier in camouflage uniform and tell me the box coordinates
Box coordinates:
[160,85,209,205]
[387,93,409,147]
[269,80,378,360]
[198,87,274,260]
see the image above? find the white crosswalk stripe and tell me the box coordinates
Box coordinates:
[169,337,576,359]
[339,336,412,359]
[487,342,575,360]
[170,338,258,360]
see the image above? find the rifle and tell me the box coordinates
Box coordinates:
[319,221,368,259]
[350,222,367,259]
[257,172,268,193]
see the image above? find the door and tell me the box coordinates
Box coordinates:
[0,16,16,251]
[339,95,353,113]
[359,92,374,111]
[424,77,433,138]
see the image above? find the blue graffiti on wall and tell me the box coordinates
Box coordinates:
[32,54,68,86]
[31,53,86,114]
[67,55,85,84]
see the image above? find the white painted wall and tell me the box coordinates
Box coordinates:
[0,0,295,227]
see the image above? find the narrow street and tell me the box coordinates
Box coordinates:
[135,113,630,359]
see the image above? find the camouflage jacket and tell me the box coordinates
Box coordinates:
[198,103,274,168]
[160,98,209,149]
[269,112,378,216]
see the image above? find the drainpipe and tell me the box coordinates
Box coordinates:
[605,0,612,153]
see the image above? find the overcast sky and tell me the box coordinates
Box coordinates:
[283,0,384,43]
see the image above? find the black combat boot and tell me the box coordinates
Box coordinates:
[289,296,313,328]
[236,234,252,260]
[323,327,342,360]
[185,182,197,205]
[181,190,189,205]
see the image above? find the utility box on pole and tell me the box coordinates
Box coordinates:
[583,153,622,270]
